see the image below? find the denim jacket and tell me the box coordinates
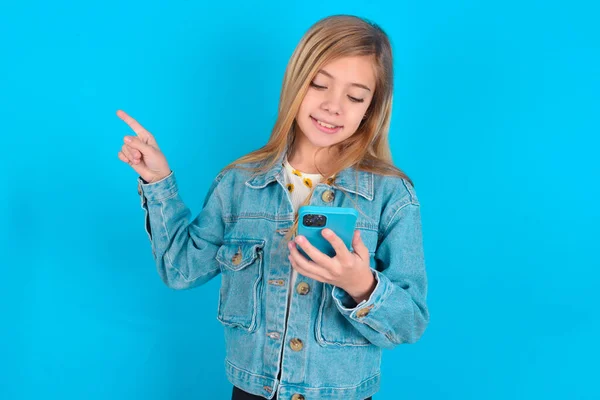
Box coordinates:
[137,153,429,400]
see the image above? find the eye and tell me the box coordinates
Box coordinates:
[310,81,364,103]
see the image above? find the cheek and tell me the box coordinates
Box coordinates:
[345,107,368,131]
[298,92,319,115]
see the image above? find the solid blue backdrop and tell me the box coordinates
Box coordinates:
[1,0,598,399]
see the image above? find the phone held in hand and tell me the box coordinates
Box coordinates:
[297,206,358,260]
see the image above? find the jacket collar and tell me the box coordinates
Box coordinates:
[245,152,374,201]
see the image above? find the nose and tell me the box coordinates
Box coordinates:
[321,91,342,115]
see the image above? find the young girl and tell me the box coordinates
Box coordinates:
[117,14,429,400]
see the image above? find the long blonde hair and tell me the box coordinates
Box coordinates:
[221,15,413,242]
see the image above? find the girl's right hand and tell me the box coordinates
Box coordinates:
[116,110,172,183]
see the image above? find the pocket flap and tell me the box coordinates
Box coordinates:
[216,239,264,271]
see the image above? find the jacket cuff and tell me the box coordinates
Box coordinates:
[331,269,389,321]
[137,171,177,203]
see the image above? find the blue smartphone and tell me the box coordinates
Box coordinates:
[296,206,359,260]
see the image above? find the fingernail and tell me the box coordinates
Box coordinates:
[124,137,132,143]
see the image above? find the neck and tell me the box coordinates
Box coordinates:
[288,136,339,175]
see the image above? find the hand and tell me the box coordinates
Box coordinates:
[116,110,172,183]
[288,229,376,304]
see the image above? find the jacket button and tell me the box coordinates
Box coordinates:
[291,394,305,400]
[321,190,335,203]
[296,282,310,295]
[231,248,242,265]
[356,305,373,318]
[289,338,303,351]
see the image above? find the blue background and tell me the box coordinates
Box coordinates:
[1,0,598,399]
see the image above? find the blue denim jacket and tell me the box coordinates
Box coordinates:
[137,152,429,400]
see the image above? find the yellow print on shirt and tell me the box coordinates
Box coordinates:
[303,177,313,188]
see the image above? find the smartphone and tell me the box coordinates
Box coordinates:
[296,206,359,260]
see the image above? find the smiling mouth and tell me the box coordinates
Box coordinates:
[310,116,342,129]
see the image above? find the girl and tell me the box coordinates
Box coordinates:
[117,14,429,400]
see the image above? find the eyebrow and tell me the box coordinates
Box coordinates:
[317,69,372,92]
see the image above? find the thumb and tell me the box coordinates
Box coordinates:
[129,157,153,177]
[352,230,370,261]
[124,136,154,155]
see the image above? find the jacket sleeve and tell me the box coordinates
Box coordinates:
[138,171,225,290]
[331,198,430,349]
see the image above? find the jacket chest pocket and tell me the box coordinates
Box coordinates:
[315,284,372,347]
[215,239,265,332]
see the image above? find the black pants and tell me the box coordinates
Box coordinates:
[232,385,373,399]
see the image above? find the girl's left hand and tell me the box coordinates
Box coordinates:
[288,229,376,303]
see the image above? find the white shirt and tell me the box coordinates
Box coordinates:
[281,157,324,309]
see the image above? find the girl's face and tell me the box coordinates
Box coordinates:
[295,55,376,151]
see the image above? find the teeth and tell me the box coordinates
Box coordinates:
[316,119,337,129]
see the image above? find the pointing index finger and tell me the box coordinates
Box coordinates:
[116,110,151,143]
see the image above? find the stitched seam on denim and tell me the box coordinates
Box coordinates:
[331,184,371,201]
[380,201,419,238]
[374,272,403,344]
[385,330,402,345]
[225,358,273,381]
[160,200,182,281]
[356,224,378,232]
[282,372,380,391]
[400,177,419,204]
[223,214,295,223]
[322,287,371,347]
[173,265,219,284]
[147,190,178,204]
[249,250,262,330]
[350,272,392,335]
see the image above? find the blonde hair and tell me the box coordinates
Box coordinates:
[220,15,413,243]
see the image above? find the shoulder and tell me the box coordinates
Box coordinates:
[212,160,264,187]
[371,172,420,207]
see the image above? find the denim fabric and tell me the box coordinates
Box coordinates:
[137,152,429,400]
[232,385,373,400]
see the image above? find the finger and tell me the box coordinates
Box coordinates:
[121,143,142,165]
[117,151,131,164]
[119,150,152,177]
[288,241,331,280]
[121,144,137,164]
[321,228,353,264]
[116,110,156,145]
[124,135,154,156]
[351,230,370,261]
[293,235,333,267]
[287,252,327,283]
[125,144,142,161]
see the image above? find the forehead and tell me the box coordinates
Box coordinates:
[317,55,376,87]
